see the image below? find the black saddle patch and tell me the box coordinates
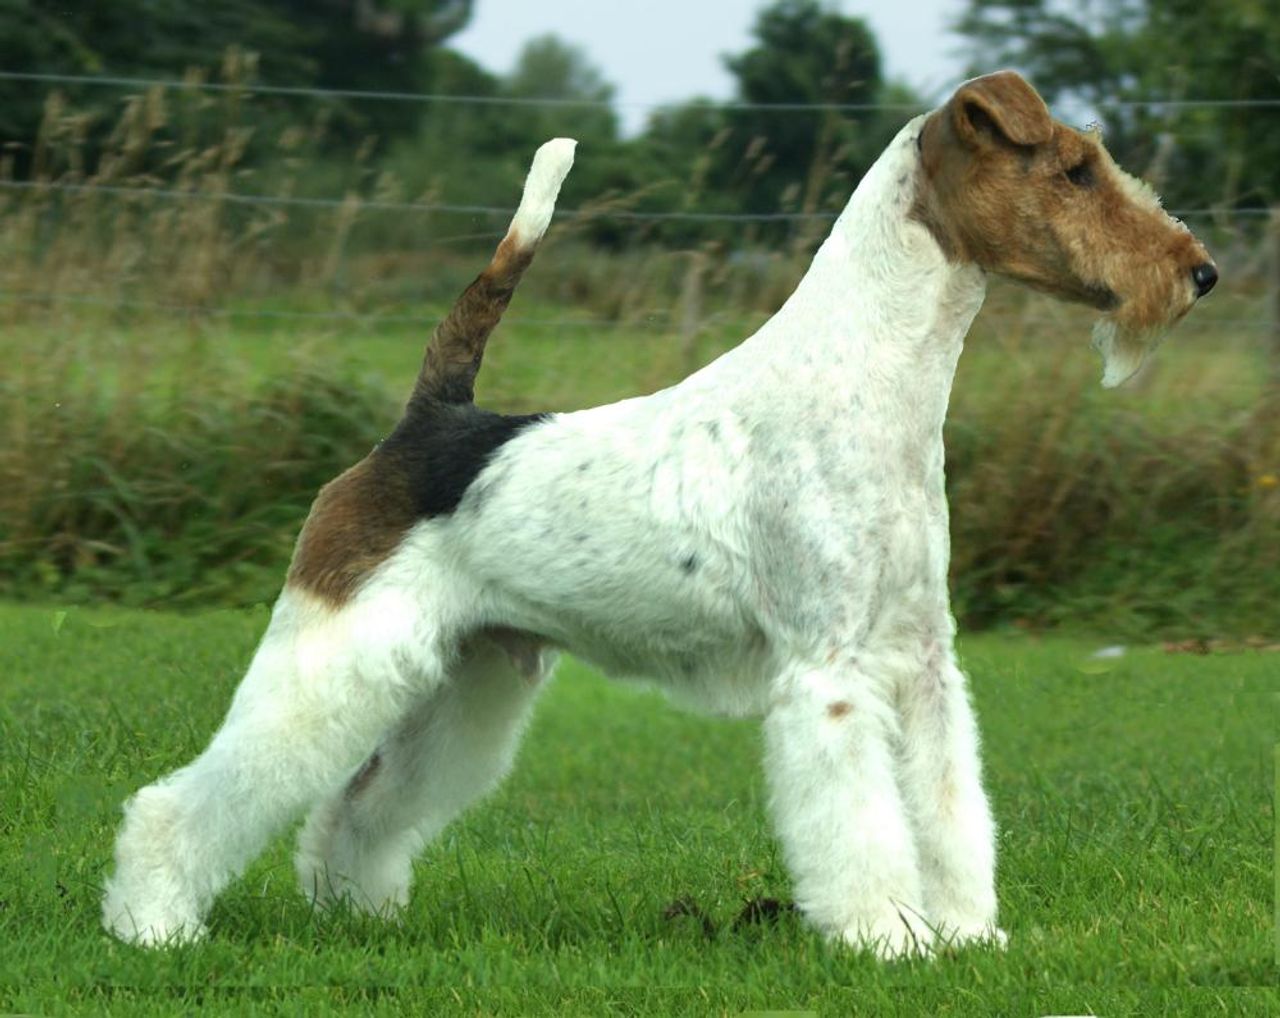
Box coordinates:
[377,398,548,519]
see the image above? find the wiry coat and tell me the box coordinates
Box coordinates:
[103,73,1216,957]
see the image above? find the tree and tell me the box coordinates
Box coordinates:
[276,0,475,140]
[382,34,633,244]
[502,35,619,154]
[503,35,650,243]
[0,1,476,166]
[614,1,921,244]
[717,0,893,218]
[954,0,1280,210]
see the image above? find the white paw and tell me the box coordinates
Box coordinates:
[295,803,412,917]
[102,900,207,947]
[937,921,1008,951]
[103,787,208,947]
[295,850,410,918]
[297,868,409,918]
[838,907,935,961]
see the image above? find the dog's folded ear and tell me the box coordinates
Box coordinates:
[951,70,1053,149]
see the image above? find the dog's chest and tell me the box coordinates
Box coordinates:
[745,395,951,604]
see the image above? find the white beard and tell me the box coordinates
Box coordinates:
[1091,317,1164,388]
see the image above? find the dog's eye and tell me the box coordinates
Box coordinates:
[1065,160,1094,188]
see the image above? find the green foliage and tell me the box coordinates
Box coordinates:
[0,1,476,167]
[372,41,656,252]
[1,304,1276,638]
[523,0,929,249]
[945,341,1280,636]
[719,0,886,216]
[0,10,1274,638]
[0,607,1274,1010]
[0,1,919,242]
[504,33,619,148]
[0,3,89,144]
[954,0,1280,210]
[275,0,475,142]
[588,0,923,247]
[0,345,393,607]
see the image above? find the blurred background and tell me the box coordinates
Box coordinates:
[0,0,1276,639]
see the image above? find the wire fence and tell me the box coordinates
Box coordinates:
[1,66,1276,348]
[2,67,1274,224]
[3,69,1280,112]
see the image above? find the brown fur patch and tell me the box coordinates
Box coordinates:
[911,72,1213,336]
[415,235,536,405]
[286,453,416,606]
[826,700,853,719]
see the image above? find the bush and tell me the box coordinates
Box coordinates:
[1,334,392,606]
[3,310,1277,639]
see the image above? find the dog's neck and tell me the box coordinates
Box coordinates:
[749,117,986,436]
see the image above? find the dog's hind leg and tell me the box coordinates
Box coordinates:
[294,632,551,916]
[101,589,444,946]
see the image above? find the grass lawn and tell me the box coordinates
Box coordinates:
[0,602,1274,1015]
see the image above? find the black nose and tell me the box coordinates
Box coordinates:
[1191,262,1218,298]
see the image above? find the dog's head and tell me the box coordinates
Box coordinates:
[912,70,1217,386]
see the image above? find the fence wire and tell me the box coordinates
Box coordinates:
[1,67,1274,335]
[3,69,1279,112]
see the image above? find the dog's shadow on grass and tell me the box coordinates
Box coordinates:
[199,880,806,955]
[660,895,799,941]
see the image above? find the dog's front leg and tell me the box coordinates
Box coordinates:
[764,661,930,959]
[896,655,1005,949]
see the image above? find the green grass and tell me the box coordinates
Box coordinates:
[0,603,1275,1015]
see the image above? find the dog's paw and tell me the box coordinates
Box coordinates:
[837,907,934,961]
[102,787,209,948]
[295,850,411,918]
[102,900,207,947]
[936,921,1008,951]
[298,870,409,919]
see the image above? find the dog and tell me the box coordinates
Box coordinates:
[103,71,1216,957]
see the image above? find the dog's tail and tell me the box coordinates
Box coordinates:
[412,137,577,405]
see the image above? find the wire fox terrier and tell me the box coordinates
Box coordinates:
[104,71,1217,956]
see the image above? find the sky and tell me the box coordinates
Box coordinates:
[452,0,969,134]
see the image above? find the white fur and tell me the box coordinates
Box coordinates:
[1092,317,1158,388]
[105,119,1013,957]
[509,137,576,247]
[295,635,550,915]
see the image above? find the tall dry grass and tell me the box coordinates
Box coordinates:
[4,301,1277,635]
[0,75,820,325]
[1,81,1277,635]
[946,312,1280,633]
[1,322,389,604]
